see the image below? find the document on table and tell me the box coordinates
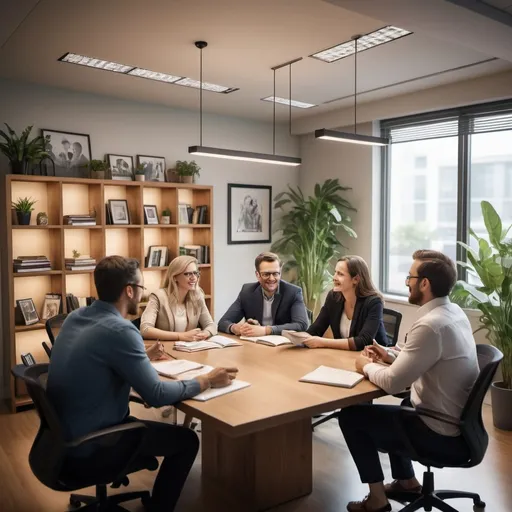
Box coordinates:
[191,379,251,401]
[151,359,203,378]
[299,365,364,388]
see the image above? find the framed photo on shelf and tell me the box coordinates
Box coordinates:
[143,205,159,225]
[178,204,190,225]
[136,155,166,182]
[107,154,134,181]
[42,129,92,178]
[108,199,130,225]
[16,298,40,326]
[147,245,169,267]
[41,293,61,321]
[228,183,272,244]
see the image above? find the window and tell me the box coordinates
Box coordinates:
[381,100,512,295]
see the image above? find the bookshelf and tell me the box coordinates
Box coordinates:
[1,175,214,412]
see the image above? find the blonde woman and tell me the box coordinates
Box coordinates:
[141,255,217,341]
[303,255,388,350]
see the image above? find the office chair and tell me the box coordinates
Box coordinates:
[45,313,68,345]
[312,307,403,431]
[385,344,502,511]
[12,363,159,511]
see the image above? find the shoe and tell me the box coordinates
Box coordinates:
[384,479,422,494]
[346,495,392,512]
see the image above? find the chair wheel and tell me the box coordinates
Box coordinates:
[474,500,486,509]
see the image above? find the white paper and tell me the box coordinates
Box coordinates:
[281,330,310,347]
[208,335,242,347]
[151,359,202,377]
[299,365,364,388]
[178,365,214,380]
[240,335,291,346]
[191,380,251,401]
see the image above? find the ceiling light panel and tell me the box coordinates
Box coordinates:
[127,68,182,83]
[261,96,316,109]
[59,53,134,73]
[174,78,238,94]
[310,26,412,63]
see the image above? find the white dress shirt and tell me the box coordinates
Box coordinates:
[364,297,479,436]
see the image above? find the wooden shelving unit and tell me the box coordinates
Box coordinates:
[1,175,214,412]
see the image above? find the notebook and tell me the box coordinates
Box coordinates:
[299,365,364,389]
[151,359,203,378]
[174,335,242,352]
[281,330,311,347]
[240,335,292,347]
[191,379,251,401]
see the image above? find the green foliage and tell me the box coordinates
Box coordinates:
[162,208,171,216]
[12,196,37,213]
[451,200,512,389]
[89,159,109,173]
[135,163,145,175]
[0,124,49,165]
[72,249,81,258]
[271,179,357,312]
[176,160,201,177]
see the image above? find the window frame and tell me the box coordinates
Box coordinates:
[380,99,512,295]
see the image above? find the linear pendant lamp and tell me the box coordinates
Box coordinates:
[315,35,389,146]
[188,41,302,166]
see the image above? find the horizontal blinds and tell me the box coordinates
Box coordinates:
[470,111,512,135]
[387,118,459,143]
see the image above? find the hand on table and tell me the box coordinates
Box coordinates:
[355,353,373,375]
[179,328,204,342]
[239,322,267,337]
[206,367,239,388]
[303,336,326,349]
[146,342,172,361]
[363,340,395,365]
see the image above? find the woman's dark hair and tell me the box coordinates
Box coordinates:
[94,256,140,303]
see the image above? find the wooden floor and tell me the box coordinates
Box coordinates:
[0,398,511,512]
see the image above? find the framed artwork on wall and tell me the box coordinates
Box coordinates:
[107,154,134,181]
[227,183,272,244]
[108,199,130,225]
[143,205,159,225]
[136,155,166,182]
[16,298,40,326]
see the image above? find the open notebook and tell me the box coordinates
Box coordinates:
[300,365,364,389]
[151,359,203,378]
[191,379,251,401]
[174,335,242,352]
[281,330,311,347]
[240,335,291,347]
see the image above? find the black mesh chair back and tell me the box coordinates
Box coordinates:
[382,308,402,346]
[45,314,68,345]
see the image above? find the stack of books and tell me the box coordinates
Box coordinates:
[192,205,208,224]
[66,293,95,311]
[65,256,97,271]
[179,244,210,264]
[13,255,51,273]
[63,214,97,226]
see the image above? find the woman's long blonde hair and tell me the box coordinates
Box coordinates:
[163,255,203,313]
[337,255,383,300]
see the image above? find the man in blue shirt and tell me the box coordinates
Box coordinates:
[47,255,238,511]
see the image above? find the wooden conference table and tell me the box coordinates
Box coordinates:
[158,336,385,511]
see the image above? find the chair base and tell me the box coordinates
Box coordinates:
[69,484,150,511]
[386,469,486,511]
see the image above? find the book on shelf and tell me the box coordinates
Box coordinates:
[299,365,365,389]
[13,255,51,273]
[64,214,97,226]
[65,256,97,271]
[180,244,210,264]
[240,335,292,347]
[66,294,95,311]
[174,335,242,352]
[179,204,209,225]
[151,359,203,378]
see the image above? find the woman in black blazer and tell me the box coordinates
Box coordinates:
[304,255,388,350]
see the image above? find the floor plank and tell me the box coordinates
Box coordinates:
[0,398,510,512]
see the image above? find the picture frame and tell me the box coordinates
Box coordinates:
[136,155,166,182]
[16,298,40,326]
[143,205,159,225]
[178,203,190,225]
[107,154,134,181]
[147,245,169,268]
[108,199,130,225]
[41,293,61,321]
[42,129,92,178]
[228,184,272,244]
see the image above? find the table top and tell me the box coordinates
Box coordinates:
[153,336,384,436]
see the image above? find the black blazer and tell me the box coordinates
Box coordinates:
[307,292,388,350]
[218,280,309,334]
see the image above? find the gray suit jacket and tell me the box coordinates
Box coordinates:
[218,280,309,335]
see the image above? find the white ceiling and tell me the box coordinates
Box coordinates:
[0,0,511,122]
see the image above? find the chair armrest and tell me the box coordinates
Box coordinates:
[66,421,147,449]
[401,406,461,427]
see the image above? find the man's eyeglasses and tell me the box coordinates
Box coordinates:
[405,275,421,284]
[127,283,146,291]
[183,271,201,278]
[259,272,281,280]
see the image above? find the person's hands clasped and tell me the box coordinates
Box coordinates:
[303,336,326,349]
[239,320,267,337]
[363,340,394,365]
[206,367,239,388]
[146,341,172,361]
[178,328,204,342]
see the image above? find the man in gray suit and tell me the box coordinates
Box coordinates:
[218,252,309,337]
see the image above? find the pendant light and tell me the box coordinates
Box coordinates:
[188,41,302,166]
[315,35,389,146]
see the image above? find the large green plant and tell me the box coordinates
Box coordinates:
[0,124,49,173]
[451,200,512,389]
[271,179,357,312]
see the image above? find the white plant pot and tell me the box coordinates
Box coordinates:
[161,216,171,224]
[135,175,145,181]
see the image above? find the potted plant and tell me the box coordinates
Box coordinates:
[176,160,201,184]
[0,124,49,174]
[135,164,146,182]
[271,179,357,312]
[161,208,171,224]
[12,197,37,225]
[89,159,109,180]
[451,200,512,430]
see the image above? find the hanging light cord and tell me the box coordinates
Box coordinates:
[200,46,203,146]
[289,63,292,137]
[273,68,276,155]
[354,37,358,135]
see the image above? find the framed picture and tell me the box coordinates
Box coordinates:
[42,129,92,178]
[178,203,189,225]
[228,184,272,244]
[147,245,169,267]
[108,199,130,225]
[137,155,166,182]
[144,205,159,225]
[107,154,134,181]
[41,293,61,320]
[16,298,39,326]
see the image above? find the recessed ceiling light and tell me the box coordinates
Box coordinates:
[59,52,134,73]
[310,25,412,63]
[261,96,316,109]
[127,68,182,83]
[174,77,238,94]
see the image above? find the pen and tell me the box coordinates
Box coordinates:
[156,339,177,360]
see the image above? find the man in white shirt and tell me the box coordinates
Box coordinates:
[339,250,479,512]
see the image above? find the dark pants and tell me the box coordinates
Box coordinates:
[337,400,470,484]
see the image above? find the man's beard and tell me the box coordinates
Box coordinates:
[127,298,139,316]
[408,283,423,306]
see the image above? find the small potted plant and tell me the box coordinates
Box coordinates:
[176,160,201,184]
[161,208,171,224]
[135,164,146,182]
[12,197,37,225]
[89,159,109,180]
